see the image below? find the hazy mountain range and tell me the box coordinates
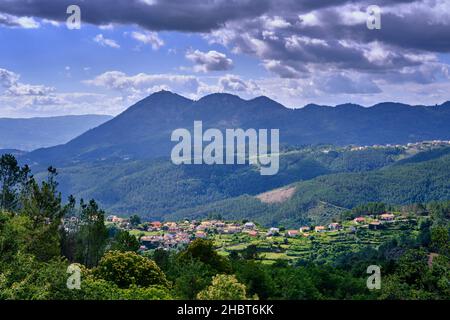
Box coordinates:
[0,114,112,151]
[22,91,450,167]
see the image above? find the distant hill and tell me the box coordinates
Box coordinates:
[38,144,450,227]
[0,114,113,151]
[0,149,27,157]
[167,149,450,227]
[23,91,450,167]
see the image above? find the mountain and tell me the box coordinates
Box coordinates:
[0,114,113,151]
[23,91,450,167]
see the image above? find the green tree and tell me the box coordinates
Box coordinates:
[0,154,31,211]
[197,274,250,300]
[178,239,231,273]
[129,214,141,226]
[21,167,69,261]
[75,199,108,267]
[95,250,169,288]
[110,230,140,252]
[430,226,449,255]
[170,258,213,299]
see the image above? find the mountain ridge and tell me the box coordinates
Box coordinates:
[21,91,450,168]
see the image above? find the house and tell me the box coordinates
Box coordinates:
[223,226,240,234]
[148,221,162,231]
[248,230,258,237]
[107,215,124,223]
[369,220,382,230]
[299,226,310,233]
[380,213,395,221]
[106,215,117,222]
[244,222,256,229]
[315,226,326,233]
[267,227,280,236]
[195,231,207,239]
[353,217,366,224]
[287,230,299,237]
[328,222,342,231]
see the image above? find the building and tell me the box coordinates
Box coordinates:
[299,226,310,233]
[353,217,366,224]
[328,222,342,231]
[195,231,207,239]
[267,227,280,236]
[244,222,256,229]
[248,230,258,237]
[369,221,382,230]
[287,230,299,237]
[148,221,162,231]
[315,226,326,233]
[380,213,395,221]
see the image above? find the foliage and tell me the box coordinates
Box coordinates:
[94,251,169,289]
[110,230,140,252]
[197,274,250,300]
[178,239,231,273]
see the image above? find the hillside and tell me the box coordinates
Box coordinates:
[38,143,450,225]
[0,114,113,151]
[168,149,450,227]
[22,91,450,167]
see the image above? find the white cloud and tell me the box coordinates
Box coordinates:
[0,13,40,28]
[185,49,233,73]
[93,34,120,49]
[131,31,164,50]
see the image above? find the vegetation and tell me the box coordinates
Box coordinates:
[0,154,448,300]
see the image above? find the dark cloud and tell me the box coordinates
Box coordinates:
[0,0,271,32]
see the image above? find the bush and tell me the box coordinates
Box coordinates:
[95,251,169,288]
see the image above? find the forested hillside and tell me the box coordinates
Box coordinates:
[168,149,450,227]
[32,144,450,226]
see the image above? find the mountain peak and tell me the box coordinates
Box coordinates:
[197,92,243,103]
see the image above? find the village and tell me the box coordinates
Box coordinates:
[104,211,404,258]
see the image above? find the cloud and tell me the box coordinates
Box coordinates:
[130,31,164,50]
[186,50,233,72]
[218,74,260,94]
[84,71,204,103]
[0,68,123,117]
[0,0,271,32]
[0,13,39,28]
[93,34,120,49]
[0,68,55,97]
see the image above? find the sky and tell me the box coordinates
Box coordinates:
[0,0,450,117]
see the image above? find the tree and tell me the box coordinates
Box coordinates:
[75,199,108,267]
[0,154,31,211]
[242,244,258,260]
[129,214,141,226]
[197,274,250,300]
[430,226,449,255]
[178,239,231,273]
[110,230,140,252]
[171,258,213,299]
[21,167,69,261]
[95,251,169,288]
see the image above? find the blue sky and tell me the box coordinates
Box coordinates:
[1,0,450,117]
